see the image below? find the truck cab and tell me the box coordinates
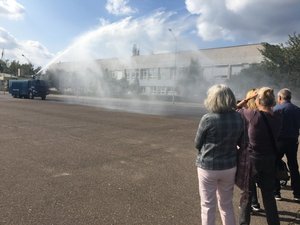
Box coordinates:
[28,79,49,100]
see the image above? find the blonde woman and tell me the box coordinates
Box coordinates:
[245,89,261,212]
[195,84,243,225]
[245,89,257,110]
[237,87,282,225]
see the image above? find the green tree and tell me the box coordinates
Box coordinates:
[8,60,20,76]
[100,74,130,97]
[261,34,300,96]
[227,64,276,98]
[176,59,207,99]
[260,34,300,75]
[0,59,41,77]
[129,77,141,95]
[228,33,300,99]
[0,59,9,73]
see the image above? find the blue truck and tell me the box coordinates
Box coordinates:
[8,79,49,100]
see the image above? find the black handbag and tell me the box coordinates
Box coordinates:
[259,111,290,181]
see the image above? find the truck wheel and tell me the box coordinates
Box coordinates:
[41,96,46,100]
[29,92,34,99]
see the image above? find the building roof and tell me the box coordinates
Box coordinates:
[49,43,264,71]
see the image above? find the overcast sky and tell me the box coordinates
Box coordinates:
[1,0,300,68]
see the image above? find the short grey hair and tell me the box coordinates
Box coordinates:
[204,84,237,113]
[278,88,292,101]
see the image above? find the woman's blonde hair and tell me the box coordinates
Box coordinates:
[246,88,258,110]
[256,87,276,107]
[204,84,237,113]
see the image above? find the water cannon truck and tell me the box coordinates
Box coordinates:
[8,77,49,100]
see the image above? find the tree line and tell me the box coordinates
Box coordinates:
[0,59,41,77]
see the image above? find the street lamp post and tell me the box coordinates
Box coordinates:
[22,54,37,79]
[22,54,31,64]
[168,28,177,104]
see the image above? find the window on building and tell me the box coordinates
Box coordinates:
[151,86,156,94]
[148,68,153,80]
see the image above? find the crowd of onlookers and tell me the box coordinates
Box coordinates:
[194,85,300,225]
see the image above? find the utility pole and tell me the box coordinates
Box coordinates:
[168,28,177,104]
[22,54,32,64]
[1,48,4,60]
[22,54,37,79]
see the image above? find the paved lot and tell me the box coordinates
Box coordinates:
[0,94,299,225]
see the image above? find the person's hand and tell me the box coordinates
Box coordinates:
[236,91,257,109]
[237,99,248,108]
[245,91,258,101]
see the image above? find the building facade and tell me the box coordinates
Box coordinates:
[49,44,264,96]
[0,73,17,91]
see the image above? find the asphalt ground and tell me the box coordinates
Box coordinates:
[0,94,299,225]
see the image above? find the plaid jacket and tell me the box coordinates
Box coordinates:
[195,111,244,170]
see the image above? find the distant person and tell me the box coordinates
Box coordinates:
[195,84,243,225]
[237,87,281,225]
[273,88,300,202]
[236,89,262,214]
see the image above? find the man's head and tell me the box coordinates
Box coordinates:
[277,88,292,104]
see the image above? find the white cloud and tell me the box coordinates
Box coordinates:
[185,0,300,44]
[0,27,18,48]
[105,0,137,16]
[0,0,25,20]
[225,0,249,13]
[0,27,53,67]
[20,40,54,66]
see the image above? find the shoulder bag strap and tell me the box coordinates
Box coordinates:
[259,111,278,152]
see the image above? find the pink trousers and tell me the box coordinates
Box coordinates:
[197,167,236,225]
